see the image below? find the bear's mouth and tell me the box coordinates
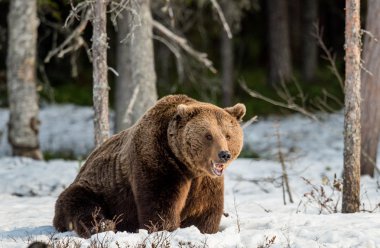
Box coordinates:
[211,161,225,176]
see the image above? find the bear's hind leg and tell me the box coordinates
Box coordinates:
[53,185,115,238]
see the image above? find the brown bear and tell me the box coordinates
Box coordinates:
[53,94,245,238]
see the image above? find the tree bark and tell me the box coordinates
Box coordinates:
[302,0,319,82]
[115,9,132,133]
[360,0,380,177]
[267,0,293,86]
[6,0,42,160]
[220,29,234,107]
[342,0,361,213]
[114,0,157,132]
[92,0,110,147]
[288,0,301,66]
[219,0,235,107]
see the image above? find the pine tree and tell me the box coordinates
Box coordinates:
[342,0,361,213]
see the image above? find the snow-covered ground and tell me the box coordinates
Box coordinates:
[1,106,380,248]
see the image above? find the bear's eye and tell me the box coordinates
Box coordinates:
[206,134,213,141]
[226,134,231,140]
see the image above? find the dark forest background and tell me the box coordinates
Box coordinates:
[0,0,354,118]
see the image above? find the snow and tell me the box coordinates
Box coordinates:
[0,105,113,157]
[1,106,380,247]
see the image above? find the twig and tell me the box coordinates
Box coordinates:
[231,174,283,194]
[313,24,344,90]
[240,80,318,121]
[153,35,181,60]
[153,34,185,83]
[233,193,241,233]
[37,64,55,102]
[242,115,258,129]
[210,0,232,38]
[361,29,379,42]
[360,58,373,77]
[123,84,140,126]
[361,150,380,175]
[44,9,92,63]
[275,123,293,204]
[322,89,343,106]
[152,20,217,73]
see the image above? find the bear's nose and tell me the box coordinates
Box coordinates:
[218,150,231,162]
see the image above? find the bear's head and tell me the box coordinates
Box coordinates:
[168,102,246,178]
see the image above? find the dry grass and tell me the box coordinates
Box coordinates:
[25,230,210,248]
[297,175,342,214]
[257,235,276,248]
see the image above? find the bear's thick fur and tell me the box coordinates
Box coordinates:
[53,95,246,238]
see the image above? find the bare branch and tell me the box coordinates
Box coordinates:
[275,123,294,205]
[360,58,373,76]
[123,85,140,126]
[242,115,258,129]
[153,35,181,60]
[361,29,379,42]
[313,24,344,90]
[233,194,241,233]
[152,20,217,73]
[65,1,89,27]
[240,80,318,121]
[44,9,92,63]
[153,34,185,81]
[210,0,233,38]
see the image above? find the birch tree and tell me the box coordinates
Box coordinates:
[7,0,42,160]
[342,0,361,213]
[360,0,380,177]
[92,0,110,146]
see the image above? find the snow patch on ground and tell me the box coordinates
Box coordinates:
[0,105,113,157]
[1,106,380,247]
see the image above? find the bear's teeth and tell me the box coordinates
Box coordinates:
[211,162,224,176]
[212,167,223,176]
[213,163,224,169]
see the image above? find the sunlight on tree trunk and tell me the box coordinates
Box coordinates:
[342,0,361,213]
[220,0,235,107]
[115,0,157,132]
[360,0,380,177]
[92,0,110,147]
[220,30,234,107]
[115,8,132,133]
[6,0,42,160]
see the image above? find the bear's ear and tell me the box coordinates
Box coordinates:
[224,103,246,121]
[177,104,197,119]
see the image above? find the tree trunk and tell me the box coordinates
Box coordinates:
[267,0,293,86]
[219,0,234,107]
[6,0,42,160]
[288,0,301,66]
[342,0,361,213]
[302,0,319,82]
[360,0,380,177]
[115,9,132,133]
[220,30,234,107]
[114,0,157,132]
[92,0,110,147]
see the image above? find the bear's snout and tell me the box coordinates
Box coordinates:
[218,150,231,162]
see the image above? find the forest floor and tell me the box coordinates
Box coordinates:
[0,105,380,248]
